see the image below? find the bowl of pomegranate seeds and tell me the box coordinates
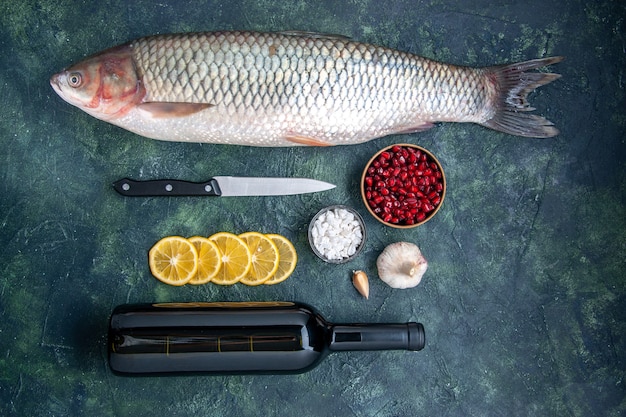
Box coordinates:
[361,144,446,228]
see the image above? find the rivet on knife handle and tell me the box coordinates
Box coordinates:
[113,178,221,197]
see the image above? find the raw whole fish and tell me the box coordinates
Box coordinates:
[50,31,563,146]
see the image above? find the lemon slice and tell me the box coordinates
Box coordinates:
[188,236,222,285]
[238,232,280,286]
[148,236,198,286]
[264,234,298,285]
[209,232,251,285]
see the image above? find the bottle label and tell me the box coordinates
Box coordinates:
[112,326,304,354]
[151,301,295,309]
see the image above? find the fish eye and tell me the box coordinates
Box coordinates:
[68,72,82,88]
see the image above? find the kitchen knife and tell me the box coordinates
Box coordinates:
[113,177,336,197]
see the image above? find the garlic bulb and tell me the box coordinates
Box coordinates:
[376,242,427,289]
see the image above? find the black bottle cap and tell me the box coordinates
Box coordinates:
[407,322,425,351]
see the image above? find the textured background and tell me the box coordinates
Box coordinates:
[1,0,625,416]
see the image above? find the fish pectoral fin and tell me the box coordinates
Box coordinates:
[285,134,334,147]
[137,102,213,118]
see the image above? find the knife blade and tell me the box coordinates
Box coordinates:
[113,177,335,197]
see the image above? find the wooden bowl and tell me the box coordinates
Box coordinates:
[361,144,446,228]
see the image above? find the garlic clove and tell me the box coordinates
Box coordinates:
[352,270,370,299]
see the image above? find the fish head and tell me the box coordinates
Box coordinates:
[50,44,145,120]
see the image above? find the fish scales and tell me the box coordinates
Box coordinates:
[132,32,486,143]
[50,31,563,145]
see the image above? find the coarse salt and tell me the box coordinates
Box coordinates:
[311,207,363,261]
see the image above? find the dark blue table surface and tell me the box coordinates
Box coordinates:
[1,1,624,416]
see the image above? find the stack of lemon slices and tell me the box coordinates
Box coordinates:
[148,232,297,287]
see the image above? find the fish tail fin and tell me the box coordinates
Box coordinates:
[480,56,564,138]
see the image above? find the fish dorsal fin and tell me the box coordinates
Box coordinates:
[137,102,213,118]
[285,134,334,146]
[278,31,351,41]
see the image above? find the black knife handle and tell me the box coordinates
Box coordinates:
[113,178,222,197]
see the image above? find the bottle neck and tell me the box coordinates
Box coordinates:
[328,323,424,352]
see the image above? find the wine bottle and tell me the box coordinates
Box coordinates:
[108,301,425,375]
